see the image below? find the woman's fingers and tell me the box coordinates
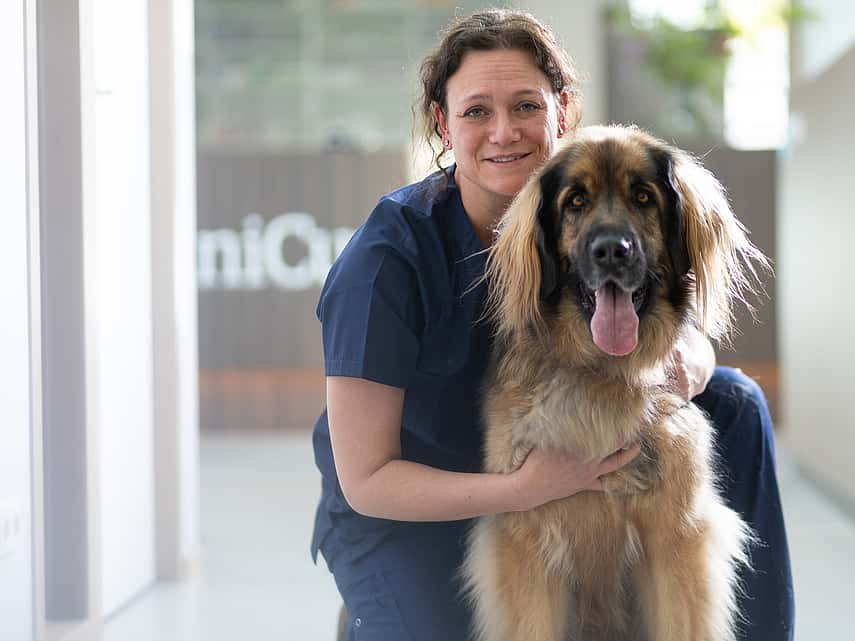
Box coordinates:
[585,444,641,493]
[517,442,643,503]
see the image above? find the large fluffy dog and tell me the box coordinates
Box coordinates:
[462,125,767,641]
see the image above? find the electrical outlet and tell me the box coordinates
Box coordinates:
[0,497,23,558]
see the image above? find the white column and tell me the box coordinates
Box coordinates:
[0,1,36,639]
[149,0,200,582]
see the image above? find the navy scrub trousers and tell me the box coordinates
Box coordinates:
[325,367,795,641]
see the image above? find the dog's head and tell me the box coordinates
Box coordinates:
[486,125,768,364]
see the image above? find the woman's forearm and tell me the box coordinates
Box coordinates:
[342,441,641,521]
[345,458,525,521]
[327,377,639,522]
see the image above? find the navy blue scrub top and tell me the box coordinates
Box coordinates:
[311,166,493,564]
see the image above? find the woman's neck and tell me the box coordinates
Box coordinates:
[455,168,512,247]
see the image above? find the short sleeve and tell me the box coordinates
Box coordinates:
[318,244,424,389]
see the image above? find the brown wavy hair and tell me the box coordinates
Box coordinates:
[417,8,583,176]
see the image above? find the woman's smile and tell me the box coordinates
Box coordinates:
[484,152,531,164]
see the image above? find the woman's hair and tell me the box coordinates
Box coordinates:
[417,8,583,174]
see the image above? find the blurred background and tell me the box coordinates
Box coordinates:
[194,0,786,432]
[3,1,854,640]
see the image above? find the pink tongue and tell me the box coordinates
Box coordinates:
[590,285,639,356]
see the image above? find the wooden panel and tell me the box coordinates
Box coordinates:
[198,360,779,432]
[199,367,325,431]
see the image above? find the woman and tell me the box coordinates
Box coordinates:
[311,9,793,641]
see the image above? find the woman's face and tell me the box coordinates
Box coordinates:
[435,48,569,216]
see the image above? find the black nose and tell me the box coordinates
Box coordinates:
[590,232,635,268]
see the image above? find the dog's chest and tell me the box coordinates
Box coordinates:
[497,368,658,459]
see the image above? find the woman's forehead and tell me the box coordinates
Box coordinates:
[446,49,553,102]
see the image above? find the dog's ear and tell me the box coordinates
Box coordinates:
[535,167,562,301]
[654,150,691,279]
[485,166,559,337]
[664,148,769,341]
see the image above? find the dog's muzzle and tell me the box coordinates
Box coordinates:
[578,226,648,357]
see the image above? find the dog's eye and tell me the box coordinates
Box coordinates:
[634,189,653,207]
[567,192,587,210]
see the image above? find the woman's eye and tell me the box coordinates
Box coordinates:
[463,107,485,118]
[518,102,541,112]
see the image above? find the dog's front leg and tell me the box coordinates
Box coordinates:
[637,507,746,641]
[636,536,697,641]
[464,516,570,641]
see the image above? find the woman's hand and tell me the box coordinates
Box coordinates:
[671,326,716,401]
[510,443,642,511]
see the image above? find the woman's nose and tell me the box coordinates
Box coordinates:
[489,111,521,145]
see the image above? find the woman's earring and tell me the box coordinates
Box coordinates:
[443,138,452,149]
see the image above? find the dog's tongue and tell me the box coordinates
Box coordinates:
[591,285,639,356]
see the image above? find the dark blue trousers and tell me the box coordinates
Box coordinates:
[325,367,795,641]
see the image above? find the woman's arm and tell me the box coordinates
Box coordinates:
[327,376,640,522]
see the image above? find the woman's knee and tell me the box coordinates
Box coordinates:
[698,366,781,483]
[702,367,772,432]
[708,366,766,404]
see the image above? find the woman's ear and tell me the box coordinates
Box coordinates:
[432,102,448,139]
[556,90,570,138]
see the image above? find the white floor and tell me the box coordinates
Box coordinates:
[103,430,855,641]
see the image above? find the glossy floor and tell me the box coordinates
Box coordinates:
[103,430,855,641]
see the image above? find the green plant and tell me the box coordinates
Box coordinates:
[605,1,816,135]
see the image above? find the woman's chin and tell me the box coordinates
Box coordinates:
[489,177,528,199]
[458,166,530,205]
[481,162,540,196]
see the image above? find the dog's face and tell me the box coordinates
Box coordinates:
[535,127,689,357]
[486,125,765,366]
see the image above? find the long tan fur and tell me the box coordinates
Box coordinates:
[463,126,762,641]
[485,174,550,338]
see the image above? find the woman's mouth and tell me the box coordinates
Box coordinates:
[486,153,530,164]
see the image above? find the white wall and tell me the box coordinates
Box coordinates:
[0,2,34,640]
[795,0,855,81]
[778,42,855,505]
[90,0,157,615]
